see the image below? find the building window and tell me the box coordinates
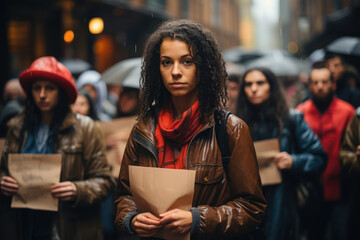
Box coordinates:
[8,21,33,71]
[182,0,189,18]
[212,0,221,27]
[147,0,165,10]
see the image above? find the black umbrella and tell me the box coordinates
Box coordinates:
[326,36,360,56]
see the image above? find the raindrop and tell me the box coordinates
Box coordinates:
[134,45,137,53]
[151,13,154,18]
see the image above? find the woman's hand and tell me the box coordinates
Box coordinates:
[159,209,192,235]
[356,145,360,157]
[274,152,293,170]
[51,181,77,201]
[131,212,162,237]
[0,176,19,196]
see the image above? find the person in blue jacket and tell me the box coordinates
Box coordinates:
[235,67,327,240]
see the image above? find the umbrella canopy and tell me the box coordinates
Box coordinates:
[223,46,265,65]
[225,62,246,76]
[101,58,142,86]
[326,36,360,56]
[305,48,326,66]
[121,64,141,89]
[60,58,91,75]
[245,51,310,76]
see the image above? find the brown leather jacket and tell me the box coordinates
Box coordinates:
[0,112,115,240]
[114,113,266,240]
[340,107,360,174]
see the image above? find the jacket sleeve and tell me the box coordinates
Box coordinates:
[289,111,327,177]
[339,115,360,174]
[72,120,116,207]
[196,116,266,239]
[114,126,139,233]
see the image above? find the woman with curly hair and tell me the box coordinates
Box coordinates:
[114,19,266,240]
[236,67,326,240]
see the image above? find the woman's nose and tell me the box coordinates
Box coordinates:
[251,84,257,92]
[39,88,46,97]
[171,62,181,76]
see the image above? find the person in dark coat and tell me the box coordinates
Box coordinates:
[325,54,360,108]
[236,67,327,240]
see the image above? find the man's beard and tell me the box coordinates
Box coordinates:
[312,91,334,113]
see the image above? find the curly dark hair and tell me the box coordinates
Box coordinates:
[18,85,71,152]
[138,19,228,121]
[236,67,289,134]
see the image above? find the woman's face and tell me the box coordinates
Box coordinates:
[82,84,97,102]
[243,70,270,105]
[118,91,138,114]
[159,38,198,102]
[32,80,59,112]
[72,95,90,116]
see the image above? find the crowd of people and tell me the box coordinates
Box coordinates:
[0,18,359,240]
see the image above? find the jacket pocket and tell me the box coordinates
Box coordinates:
[195,164,224,185]
[194,164,228,206]
[60,144,84,180]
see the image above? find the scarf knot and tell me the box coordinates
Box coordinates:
[155,100,202,169]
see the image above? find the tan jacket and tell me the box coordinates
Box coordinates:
[0,112,115,240]
[340,107,360,174]
[114,113,266,240]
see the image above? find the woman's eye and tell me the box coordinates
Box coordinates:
[46,86,55,91]
[183,59,193,65]
[161,60,171,66]
[32,85,41,91]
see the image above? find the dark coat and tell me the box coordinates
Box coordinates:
[251,109,327,240]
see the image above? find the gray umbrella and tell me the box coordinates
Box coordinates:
[60,58,91,75]
[326,36,360,56]
[245,50,310,76]
[101,58,142,86]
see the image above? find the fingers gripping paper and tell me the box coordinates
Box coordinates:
[8,154,62,212]
[129,166,195,240]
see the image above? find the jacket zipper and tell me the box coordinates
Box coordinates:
[185,126,213,169]
[133,130,159,166]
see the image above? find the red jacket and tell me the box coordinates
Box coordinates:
[297,97,354,200]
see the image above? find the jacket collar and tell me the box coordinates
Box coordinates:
[307,96,338,114]
[8,110,77,139]
[134,111,216,143]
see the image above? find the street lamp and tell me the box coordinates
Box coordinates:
[64,30,74,43]
[89,17,104,34]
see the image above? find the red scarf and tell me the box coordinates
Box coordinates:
[155,100,202,169]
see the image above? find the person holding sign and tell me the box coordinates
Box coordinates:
[0,56,115,240]
[114,19,266,240]
[235,67,326,240]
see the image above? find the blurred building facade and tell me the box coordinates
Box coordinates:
[1,0,240,96]
[280,0,360,56]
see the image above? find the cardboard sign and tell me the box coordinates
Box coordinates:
[129,166,195,240]
[8,154,62,211]
[254,138,282,186]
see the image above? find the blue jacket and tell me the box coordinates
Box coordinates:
[250,109,326,240]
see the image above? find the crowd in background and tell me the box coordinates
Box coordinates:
[0,24,360,240]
